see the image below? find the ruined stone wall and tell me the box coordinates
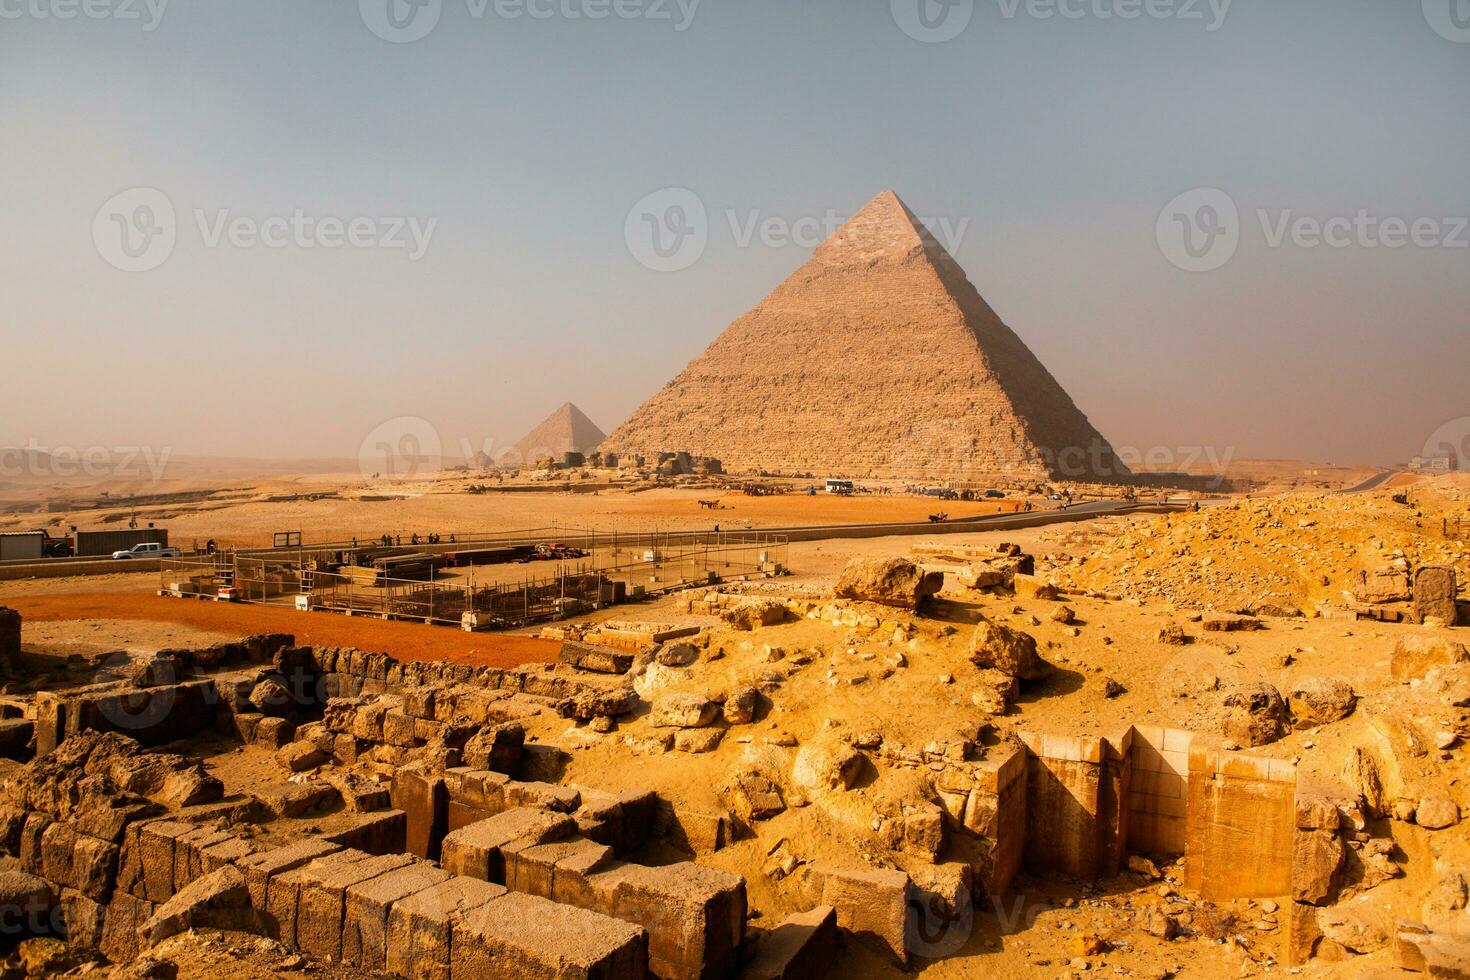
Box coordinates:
[34,681,221,756]
[0,606,19,674]
[968,744,1026,898]
[1015,727,1296,902]
[1019,732,1106,880]
[1098,729,1133,878]
[1183,743,1297,900]
[1127,726,1192,857]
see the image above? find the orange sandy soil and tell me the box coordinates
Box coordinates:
[4,589,558,668]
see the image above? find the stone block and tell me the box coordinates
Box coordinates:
[236,837,343,911]
[504,780,581,814]
[649,694,718,729]
[660,802,730,856]
[137,865,254,947]
[199,836,255,875]
[386,876,505,980]
[342,860,451,970]
[1019,735,1105,880]
[99,892,155,965]
[834,557,942,609]
[251,781,338,818]
[294,852,417,961]
[275,740,328,772]
[0,607,19,673]
[450,890,647,980]
[816,866,912,966]
[592,861,746,980]
[171,828,234,894]
[382,708,418,748]
[18,812,50,875]
[57,887,105,949]
[1202,612,1265,632]
[1292,829,1345,906]
[505,837,613,902]
[1356,568,1411,603]
[1184,745,1296,900]
[40,821,118,902]
[440,808,577,884]
[518,743,568,783]
[744,905,838,980]
[448,768,511,811]
[320,809,407,856]
[253,716,295,749]
[402,686,436,719]
[320,770,391,812]
[559,641,635,675]
[265,849,366,949]
[391,762,447,860]
[1414,567,1458,626]
[462,722,525,773]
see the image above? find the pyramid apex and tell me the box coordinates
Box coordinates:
[815,189,937,266]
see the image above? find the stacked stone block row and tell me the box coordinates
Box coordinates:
[440,805,746,980]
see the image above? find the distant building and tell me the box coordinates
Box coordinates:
[1409,453,1457,474]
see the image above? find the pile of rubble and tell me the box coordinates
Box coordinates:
[1048,487,1470,619]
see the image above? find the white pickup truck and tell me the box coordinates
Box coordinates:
[111,542,183,560]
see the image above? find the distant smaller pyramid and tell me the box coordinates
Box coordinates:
[503,403,606,466]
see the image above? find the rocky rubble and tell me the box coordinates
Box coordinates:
[1051,485,1470,617]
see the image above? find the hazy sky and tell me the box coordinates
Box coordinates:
[3,0,1467,471]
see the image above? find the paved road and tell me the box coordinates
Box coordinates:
[581,499,1185,546]
[1342,470,1399,494]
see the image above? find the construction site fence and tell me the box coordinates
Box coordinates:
[158,534,786,629]
[239,526,785,564]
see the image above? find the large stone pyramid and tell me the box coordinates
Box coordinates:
[504,402,606,465]
[601,190,1128,482]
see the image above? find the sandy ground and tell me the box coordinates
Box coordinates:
[3,470,1097,550]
